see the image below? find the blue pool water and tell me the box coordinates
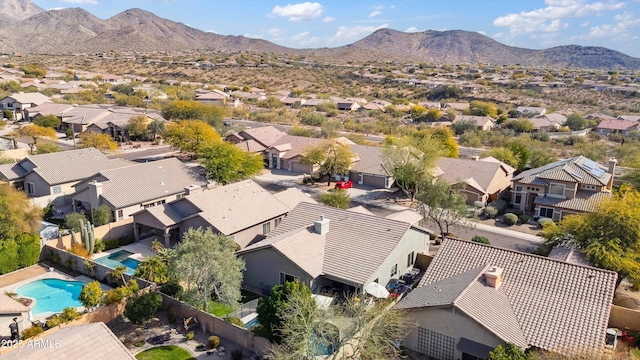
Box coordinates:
[94,250,140,275]
[15,279,86,315]
[244,316,260,329]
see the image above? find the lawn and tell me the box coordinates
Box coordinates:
[135,345,195,360]
[206,300,234,317]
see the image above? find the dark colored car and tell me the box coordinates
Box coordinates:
[335,180,353,189]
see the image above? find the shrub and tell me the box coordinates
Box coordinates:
[472,200,484,209]
[46,308,81,328]
[484,206,499,219]
[124,291,163,326]
[119,236,135,246]
[224,317,244,327]
[93,239,105,253]
[519,215,530,224]
[65,128,73,138]
[186,331,195,341]
[537,217,555,228]
[69,242,91,259]
[320,189,350,209]
[503,213,518,226]
[429,233,438,241]
[65,212,87,232]
[160,280,183,298]
[103,238,119,250]
[21,325,44,340]
[471,235,491,245]
[134,340,145,347]
[509,210,524,216]
[208,335,220,349]
[487,200,507,214]
[46,315,65,328]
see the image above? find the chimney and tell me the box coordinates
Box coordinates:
[88,181,103,210]
[314,216,330,235]
[485,266,503,289]
[184,185,201,196]
[608,158,617,189]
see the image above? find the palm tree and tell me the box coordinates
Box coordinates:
[109,265,128,286]
[149,239,164,254]
[134,257,169,284]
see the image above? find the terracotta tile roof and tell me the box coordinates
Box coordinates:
[397,239,617,355]
[238,126,287,148]
[513,156,611,187]
[2,322,135,359]
[534,190,610,212]
[437,157,509,194]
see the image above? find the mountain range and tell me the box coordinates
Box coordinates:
[1,0,639,70]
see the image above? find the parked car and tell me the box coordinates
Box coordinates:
[335,180,353,189]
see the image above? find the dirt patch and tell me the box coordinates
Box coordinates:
[616,279,640,310]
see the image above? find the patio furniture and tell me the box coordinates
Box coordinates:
[183,316,199,333]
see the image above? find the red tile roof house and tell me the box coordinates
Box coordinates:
[595,119,639,135]
[238,202,430,296]
[396,239,617,359]
[511,156,615,220]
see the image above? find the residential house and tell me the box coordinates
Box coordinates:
[0,148,131,207]
[348,144,393,189]
[511,156,615,220]
[444,102,470,112]
[595,119,639,135]
[195,90,230,105]
[585,113,616,121]
[516,106,546,117]
[437,156,515,205]
[396,239,617,359]
[452,115,496,131]
[1,323,136,360]
[527,116,556,132]
[534,113,567,128]
[0,93,51,120]
[280,97,306,107]
[0,292,30,340]
[300,98,330,108]
[132,180,304,249]
[418,101,441,110]
[71,158,207,223]
[238,202,430,295]
[25,102,75,122]
[617,115,640,122]
[336,100,361,111]
[59,105,165,136]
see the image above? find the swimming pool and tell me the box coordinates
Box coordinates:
[244,315,260,329]
[15,278,86,316]
[94,250,140,275]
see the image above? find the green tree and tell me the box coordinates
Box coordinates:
[469,100,498,118]
[15,233,40,268]
[92,204,111,226]
[111,84,134,95]
[257,279,312,343]
[134,256,169,285]
[319,189,351,209]
[0,239,18,274]
[16,124,57,154]
[78,132,119,152]
[149,239,164,254]
[417,178,469,238]
[108,265,129,287]
[33,115,61,129]
[507,118,534,133]
[482,147,520,169]
[0,184,41,240]
[147,119,165,140]
[169,228,245,312]
[79,281,103,310]
[161,100,203,120]
[452,119,478,135]
[301,140,354,186]
[198,141,264,185]
[489,343,531,360]
[542,188,640,288]
[124,291,163,326]
[564,113,589,131]
[528,148,557,168]
[125,115,151,140]
[65,212,88,233]
[301,112,327,126]
[505,141,530,171]
[409,105,427,120]
[163,120,221,155]
[425,108,443,122]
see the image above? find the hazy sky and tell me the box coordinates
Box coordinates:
[34,0,640,57]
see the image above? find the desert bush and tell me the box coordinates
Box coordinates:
[224,317,244,327]
[537,217,555,229]
[509,210,524,216]
[93,239,105,253]
[519,215,530,224]
[186,331,195,341]
[484,206,499,219]
[21,325,44,340]
[488,200,507,213]
[503,213,518,226]
[473,200,484,209]
[208,335,220,349]
[103,238,119,250]
[69,242,91,259]
[471,235,491,245]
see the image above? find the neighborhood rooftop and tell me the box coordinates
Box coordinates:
[396,238,617,354]
[513,155,612,187]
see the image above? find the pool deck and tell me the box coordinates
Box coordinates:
[0,269,111,324]
[93,236,155,262]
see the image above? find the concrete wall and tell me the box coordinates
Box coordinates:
[160,293,270,356]
[366,228,429,286]
[404,307,504,359]
[240,247,313,294]
[46,218,134,250]
[609,305,640,331]
[0,148,28,161]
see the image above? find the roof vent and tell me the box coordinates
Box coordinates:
[485,266,503,289]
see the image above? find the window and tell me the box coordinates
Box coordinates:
[156,200,166,205]
[514,194,522,204]
[549,183,565,196]
[280,272,297,285]
[117,209,123,220]
[515,185,522,192]
[27,182,35,195]
[262,222,271,235]
[275,218,282,227]
[390,263,398,277]
[407,251,415,268]
[540,207,554,218]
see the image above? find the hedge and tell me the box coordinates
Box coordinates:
[519,215,530,224]
[503,213,518,226]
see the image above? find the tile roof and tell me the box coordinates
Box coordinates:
[272,188,318,209]
[384,209,423,225]
[437,157,508,194]
[26,102,75,117]
[513,156,611,187]
[271,135,322,159]
[453,115,495,127]
[0,291,29,314]
[534,190,611,212]
[347,205,376,216]
[255,202,413,285]
[5,93,51,105]
[596,119,639,131]
[348,144,388,176]
[397,239,617,354]
[235,139,266,153]
[239,126,287,148]
[74,158,207,209]
[2,322,135,359]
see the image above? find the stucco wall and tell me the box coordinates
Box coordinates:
[404,307,504,359]
[366,228,429,286]
[240,247,313,294]
[47,218,134,250]
[609,305,640,331]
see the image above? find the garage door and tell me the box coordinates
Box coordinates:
[290,161,312,173]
